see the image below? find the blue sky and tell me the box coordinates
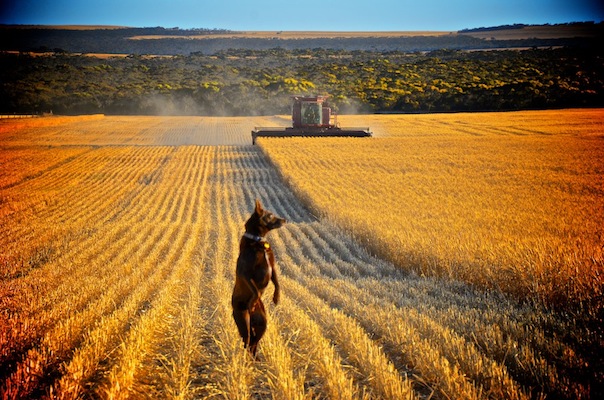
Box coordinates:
[1,0,603,31]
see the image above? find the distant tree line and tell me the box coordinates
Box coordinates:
[459,21,599,33]
[459,24,528,33]
[1,24,602,56]
[1,47,602,115]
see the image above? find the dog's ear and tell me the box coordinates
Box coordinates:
[255,199,264,215]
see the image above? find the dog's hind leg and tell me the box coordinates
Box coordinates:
[249,300,267,357]
[232,308,251,348]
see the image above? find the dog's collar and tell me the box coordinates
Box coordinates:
[243,232,263,242]
[243,232,271,250]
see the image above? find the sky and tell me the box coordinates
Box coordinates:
[1,0,603,31]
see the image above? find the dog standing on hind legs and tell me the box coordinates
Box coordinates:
[232,199,285,357]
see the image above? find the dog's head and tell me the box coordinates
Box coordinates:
[245,199,286,236]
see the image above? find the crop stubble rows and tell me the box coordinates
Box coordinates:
[0,112,600,398]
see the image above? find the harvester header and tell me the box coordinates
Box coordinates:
[252,95,372,144]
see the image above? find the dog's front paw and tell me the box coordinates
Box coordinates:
[273,292,280,305]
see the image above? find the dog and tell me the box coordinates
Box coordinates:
[232,199,285,357]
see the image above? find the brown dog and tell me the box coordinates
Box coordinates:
[232,199,285,356]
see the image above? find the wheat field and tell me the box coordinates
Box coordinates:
[0,111,601,399]
[259,110,604,309]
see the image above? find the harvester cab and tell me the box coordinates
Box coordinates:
[293,95,332,128]
[252,95,372,144]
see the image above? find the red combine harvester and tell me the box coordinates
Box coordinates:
[251,95,372,144]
